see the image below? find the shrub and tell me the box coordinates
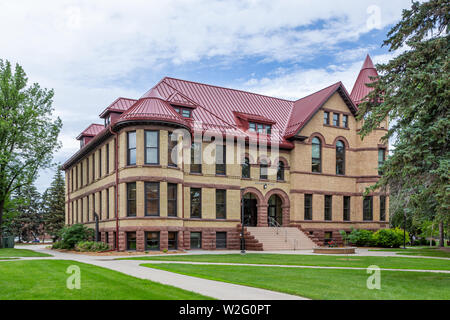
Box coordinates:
[373,228,409,248]
[75,241,109,252]
[56,224,94,250]
[52,241,64,249]
[348,229,375,247]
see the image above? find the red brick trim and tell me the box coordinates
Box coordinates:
[290,189,387,196]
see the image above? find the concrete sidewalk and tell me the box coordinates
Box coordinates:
[10,245,306,300]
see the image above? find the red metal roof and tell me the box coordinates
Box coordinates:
[99,97,137,118]
[76,123,105,140]
[116,97,189,128]
[350,54,379,105]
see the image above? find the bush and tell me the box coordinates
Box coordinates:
[55,224,94,250]
[412,238,436,246]
[348,229,375,247]
[51,241,64,249]
[373,228,409,248]
[75,241,110,252]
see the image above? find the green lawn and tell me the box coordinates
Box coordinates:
[0,248,52,257]
[144,263,450,300]
[121,253,450,271]
[0,260,211,300]
[369,247,450,258]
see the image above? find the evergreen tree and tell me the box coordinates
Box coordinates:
[8,185,43,242]
[358,0,449,246]
[43,169,65,241]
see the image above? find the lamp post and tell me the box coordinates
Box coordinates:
[240,188,246,254]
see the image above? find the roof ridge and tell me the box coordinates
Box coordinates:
[293,81,342,103]
[161,79,244,132]
[164,76,294,103]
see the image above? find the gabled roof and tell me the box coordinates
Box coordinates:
[99,97,137,118]
[76,123,104,140]
[350,54,379,106]
[116,97,189,128]
[233,111,276,125]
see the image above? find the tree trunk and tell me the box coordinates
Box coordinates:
[439,221,444,248]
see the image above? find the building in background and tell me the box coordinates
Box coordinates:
[62,55,389,251]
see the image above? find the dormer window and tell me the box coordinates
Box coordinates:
[80,139,85,148]
[172,106,192,118]
[104,115,111,127]
[249,122,271,135]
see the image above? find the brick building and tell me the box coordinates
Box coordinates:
[62,55,389,251]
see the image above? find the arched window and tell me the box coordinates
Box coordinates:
[242,157,250,178]
[276,161,285,181]
[312,137,321,173]
[336,140,345,175]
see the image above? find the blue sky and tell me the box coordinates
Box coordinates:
[0,0,413,192]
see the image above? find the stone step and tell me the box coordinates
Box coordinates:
[245,227,316,250]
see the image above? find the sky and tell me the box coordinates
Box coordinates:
[0,0,414,192]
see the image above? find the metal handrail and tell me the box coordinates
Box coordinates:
[268,217,287,242]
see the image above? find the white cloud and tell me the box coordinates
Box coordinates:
[0,0,413,191]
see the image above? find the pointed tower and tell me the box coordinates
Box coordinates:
[350,54,379,106]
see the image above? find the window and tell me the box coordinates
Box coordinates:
[99,149,102,178]
[181,109,191,118]
[127,232,136,250]
[92,153,95,181]
[343,196,350,221]
[277,161,285,181]
[343,115,349,128]
[127,131,136,165]
[304,194,312,220]
[80,162,83,186]
[145,232,160,251]
[216,189,226,219]
[378,149,385,175]
[99,191,102,220]
[145,130,159,164]
[249,122,272,134]
[127,182,136,217]
[257,123,264,133]
[168,132,177,167]
[167,183,177,217]
[333,113,340,126]
[190,232,202,249]
[363,196,373,221]
[92,193,95,222]
[216,232,227,249]
[242,157,250,178]
[86,158,89,184]
[216,144,226,175]
[324,195,332,221]
[190,142,202,173]
[106,143,109,174]
[260,160,268,180]
[324,231,333,245]
[312,137,321,173]
[380,196,386,221]
[324,111,330,125]
[336,140,345,175]
[190,188,201,218]
[173,106,192,118]
[168,232,178,250]
[145,182,159,216]
[80,197,83,223]
[106,188,109,219]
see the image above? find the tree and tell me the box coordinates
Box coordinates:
[8,185,43,242]
[43,169,65,241]
[357,0,449,247]
[0,59,62,247]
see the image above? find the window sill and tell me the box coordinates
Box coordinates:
[323,124,350,130]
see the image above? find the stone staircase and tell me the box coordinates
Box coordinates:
[245,227,316,251]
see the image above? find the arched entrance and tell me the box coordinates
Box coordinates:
[268,195,283,226]
[243,193,258,227]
